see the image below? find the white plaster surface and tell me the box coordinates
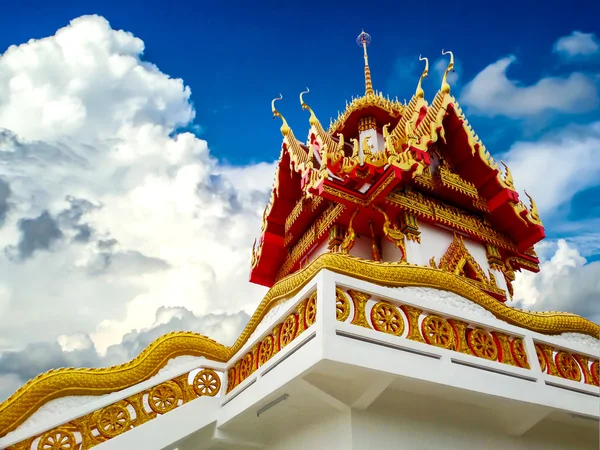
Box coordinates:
[155,355,207,378]
[306,240,329,266]
[407,222,453,266]
[262,398,599,450]
[348,235,373,261]
[396,286,497,320]
[554,332,600,353]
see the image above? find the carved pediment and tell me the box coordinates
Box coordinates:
[436,234,507,301]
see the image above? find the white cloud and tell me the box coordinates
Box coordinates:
[553,31,599,58]
[501,121,600,218]
[460,56,598,117]
[512,240,600,325]
[0,11,271,383]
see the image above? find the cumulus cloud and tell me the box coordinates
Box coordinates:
[460,56,598,117]
[512,240,600,325]
[7,211,63,260]
[553,31,599,59]
[500,121,600,219]
[0,13,272,396]
[0,179,10,223]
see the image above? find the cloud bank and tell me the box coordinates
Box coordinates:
[553,31,599,59]
[0,15,272,400]
[460,56,598,118]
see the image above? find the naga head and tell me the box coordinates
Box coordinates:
[300,87,319,127]
[272,94,290,136]
[416,55,429,98]
[441,49,455,94]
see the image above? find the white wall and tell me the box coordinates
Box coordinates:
[262,398,598,450]
[350,392,599,450]
[264,411,352,450]
[348,235,373,261]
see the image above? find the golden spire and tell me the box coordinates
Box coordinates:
[357,30,374,96]
[416,55,429,98]
[441,49,455,94]
[271,94,290,136]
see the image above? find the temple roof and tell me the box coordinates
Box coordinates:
[250,33,545,288]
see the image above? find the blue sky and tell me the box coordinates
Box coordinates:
[2,0,598,165]
[0,0,598,400]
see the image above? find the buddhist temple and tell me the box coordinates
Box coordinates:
[0,31,598,450]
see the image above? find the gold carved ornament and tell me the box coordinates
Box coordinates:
[467,329,498,361]
[398,211,421,243]
[535,345,548,373]
[490,332,517,366]
[414,160,478,200]
[370,301,405,336]
[374,206,407,263]
[305,292,318,327]
[385,188,525,254]
[421,315,455,350]
[555,351,582,382]
[509,338,529,368]
[572,354,596,386]
[340,208,360,255]
[436,233,507,299]
[347,289,372,329]
[8,368,221,450]
[591,361,599,386]
[258,336,274,367]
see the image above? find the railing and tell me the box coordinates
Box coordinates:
[226,290,317,394]
[333,283,599,390]
[5,366,225,450]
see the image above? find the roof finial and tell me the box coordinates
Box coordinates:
[300,87,319,127]
[356,30,374,96]
[524,191,542,224]
[272,94,290,136]
[416,55,429,98]
[441,49,455,94]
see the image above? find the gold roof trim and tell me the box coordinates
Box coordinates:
[441,49,455,94]
[328,92,404,135]
[1,253,597,438]
[300,88,342,157]
[408,91,543,226]
[415,55,429,99]
[271,95,313,175]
